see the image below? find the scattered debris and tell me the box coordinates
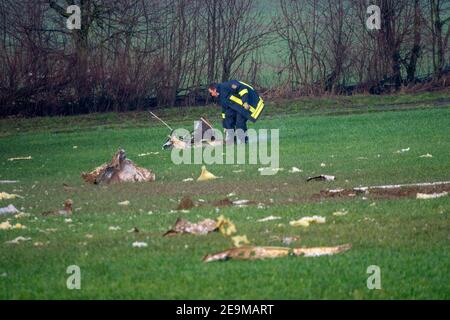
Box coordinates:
[395,147,410,153]
[132,241,148,248]
[0,204,20,216]
[257,216,281,222]
[82,148,155,184]
[14,212,30,219]
[316,182,450,200]
[0,221,26,230]
[0,192,23,200]
[282,236,300,245]
[258,167,284,173]
[333,210,349,217]
[7,156,32,161]
[203,244,352,262]
[197,166,220,181]
[290,216,326,227]
[118,200,130,206]
[177,197,195,210]
[307,175,335,182]
[232,235,250,247]
[419,153,433,158]
[289,167,303,173]
[5,236,32,244]
[216,215,237,236]
[232,199,253,206]
[128,227,139,233]
[163,218,218,236]
[109,226,121,231]
[416,192,448,200]
[137,152,159,157]
[182,178,194,182]
[42,199,73,216]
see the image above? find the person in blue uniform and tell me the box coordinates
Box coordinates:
[208,80,264,143]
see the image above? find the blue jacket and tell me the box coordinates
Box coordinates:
[215,80,265,123]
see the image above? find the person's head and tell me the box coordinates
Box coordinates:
[208,83,219,97]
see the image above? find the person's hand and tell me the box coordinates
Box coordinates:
[243,102,250,110]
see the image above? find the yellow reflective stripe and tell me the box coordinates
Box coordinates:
[239,81,254,90]
[239,89,248,96]
[230,95,243,105]
[230,95,256,113]
[252,98,264,119]
[222,113,225,119]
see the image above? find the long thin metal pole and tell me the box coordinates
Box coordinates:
[148,111,173,131]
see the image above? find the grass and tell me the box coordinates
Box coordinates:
[0,93,450,299]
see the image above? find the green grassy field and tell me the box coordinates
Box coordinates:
[0,93,450,299]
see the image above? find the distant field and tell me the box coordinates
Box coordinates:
[0,92,449,299]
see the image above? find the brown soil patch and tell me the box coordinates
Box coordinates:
[176,196,196,210]
[314,184,450,200]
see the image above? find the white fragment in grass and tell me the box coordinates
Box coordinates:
[64,218,72,223]
[0,204,20,215]
[132,241,148,248]
[73,146,78,149]
[7,156,32,161]
[416,192,448,200]
[182,178,194,182]
[333,210,349,217]
[118,200,130,206]
[108,226,121,231]
[290,216,326,227]
[138,152,159,157]
[320,163,326,167]
[5,236,31,244]
[419,153,433,158]
[289,167,303,173]
[232,170,244,173]
[257,215,281,222]
[395,147,410,154]
[233,200,251,206]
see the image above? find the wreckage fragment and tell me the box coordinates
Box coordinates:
[203,244,351,262]
[82,148,155,184]
[42,199,73,216]
[197,166,219,181]
[163,218,218,236]
[307,175,336,182]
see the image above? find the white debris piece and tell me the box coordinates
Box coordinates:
[5,236,32,244]
[395,148,410,153]
[289,167,303,173]
[416,192,448,200]
[132,241,148,248]
[290,216,326,227]
[419,154,433,158]
[108,226,121,231]
[257,216,282,222]
[0,204,20,216]
[182,178,194,182]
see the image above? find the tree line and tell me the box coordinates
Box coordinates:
[0,0,449,116]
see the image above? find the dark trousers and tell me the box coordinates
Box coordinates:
[223,108,248,144]
[223,108,247,131]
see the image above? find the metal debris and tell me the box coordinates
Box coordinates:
[203,244,352,262]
